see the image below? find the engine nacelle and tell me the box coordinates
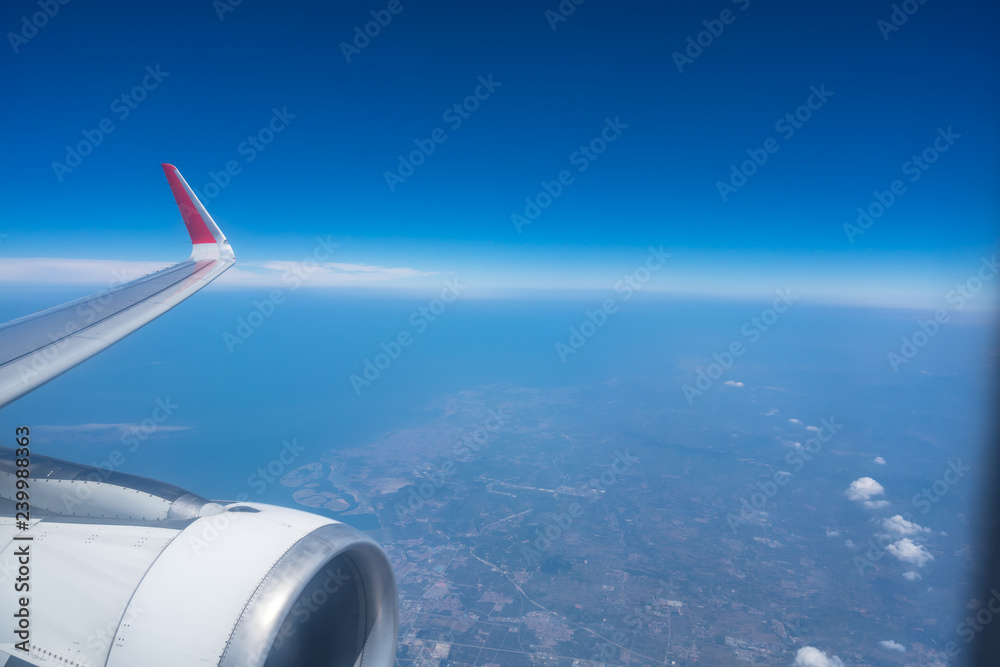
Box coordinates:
[0,449,398,667]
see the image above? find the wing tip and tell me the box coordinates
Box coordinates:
[160,164,234,261]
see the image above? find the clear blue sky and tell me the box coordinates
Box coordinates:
[1,0,997,307]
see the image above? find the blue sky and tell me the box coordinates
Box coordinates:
[1,0,997,308]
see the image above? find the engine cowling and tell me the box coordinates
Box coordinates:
[0,448,398,667]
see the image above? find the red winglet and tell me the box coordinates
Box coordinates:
[162,163,217,245]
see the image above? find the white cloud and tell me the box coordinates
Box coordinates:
[724,380,744,387]
[879,515,930,539]
[219,260,435,287]
[789,418,802,425]
[765,408,778,416]
[0,257,436,288]
[793,646,845,667]
[846,477,885,504]
[886,538,934,567]
[825,529,840,538]
[805,425,820,432]
[902,570,921,581]
[874,456,886,465]
[0,258,171,285]
[879,639,906,652]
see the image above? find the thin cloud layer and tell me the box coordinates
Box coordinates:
[0,257,435,288]
[0,258,170,284]
[34,423,190,446]
[226,260,435,287]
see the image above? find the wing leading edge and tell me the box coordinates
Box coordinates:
[0,164,235,409]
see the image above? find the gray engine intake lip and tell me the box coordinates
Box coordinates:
[219,521,398,667]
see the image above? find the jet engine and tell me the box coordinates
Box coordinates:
[0,448,398,667]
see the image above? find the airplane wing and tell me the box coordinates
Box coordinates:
[0,165,399,667]
[0,164,235,409]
